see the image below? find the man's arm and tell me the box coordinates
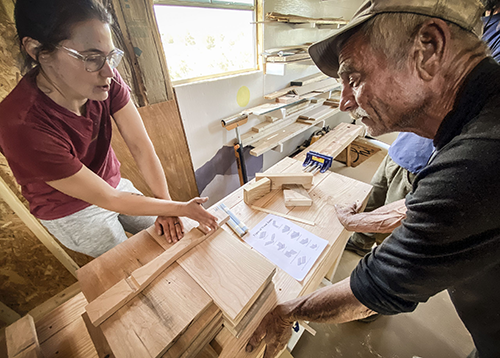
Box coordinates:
[246,277,376,358]
[335,198,407,233]
[112,100,184,242]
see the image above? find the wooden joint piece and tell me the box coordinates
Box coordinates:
[255,173,313,190]
[243,177,271,205]
[283,184,312,207]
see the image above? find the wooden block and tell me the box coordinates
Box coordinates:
[5,315,43,358]
[283,184,313,207]
[101,263,213,358]
[243,178,271,205]
[255,173,313,190]
[178,230,276,326]
[276,94,300,104]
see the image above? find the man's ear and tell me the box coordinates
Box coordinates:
[413,19,449,81]
[22,37,43,61]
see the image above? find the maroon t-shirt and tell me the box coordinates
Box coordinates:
[0,68,130,220]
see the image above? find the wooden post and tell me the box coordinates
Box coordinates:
[0,176,79,278]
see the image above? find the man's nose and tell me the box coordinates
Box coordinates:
[339,86,357,112]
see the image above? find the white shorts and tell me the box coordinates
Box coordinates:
[40,178,155,257]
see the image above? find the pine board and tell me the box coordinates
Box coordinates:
[177,230,276,326]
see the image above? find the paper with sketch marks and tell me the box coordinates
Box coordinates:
[245,214,328,281]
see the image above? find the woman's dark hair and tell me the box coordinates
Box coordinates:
[483,0,500,13]
[14,0,112,72]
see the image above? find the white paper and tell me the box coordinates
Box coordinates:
[245,214,328,281]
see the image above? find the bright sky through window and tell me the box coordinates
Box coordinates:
[154,5,256,82]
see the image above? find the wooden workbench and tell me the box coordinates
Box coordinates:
[25,155,371,358]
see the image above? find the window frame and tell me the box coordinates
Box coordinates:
[153,0,260,84]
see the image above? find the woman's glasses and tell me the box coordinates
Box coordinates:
[57,46,124,72]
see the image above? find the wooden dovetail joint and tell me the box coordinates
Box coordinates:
[84,207,230,327]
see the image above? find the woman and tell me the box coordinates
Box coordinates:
[0,0,217,257]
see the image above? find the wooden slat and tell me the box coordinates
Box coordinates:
[294,122,365,162]
[81,313,115,358]
[111,100,198,201]
[101,263,213,358]
[28,283,81,323]
[177,230,276,326]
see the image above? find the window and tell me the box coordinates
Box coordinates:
[154,1,257,83]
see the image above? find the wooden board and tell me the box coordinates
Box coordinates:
[177,230,276,326]
[255,173,313,190]
[111,100,198,202]
[243,178,271,205]
[101,263,213,358]
[283,184,312,207]
[82,313,115,358]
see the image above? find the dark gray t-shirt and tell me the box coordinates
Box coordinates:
[351,58,500,358]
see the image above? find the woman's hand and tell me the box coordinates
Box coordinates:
[155,216,184,244]
[183,197,218,232]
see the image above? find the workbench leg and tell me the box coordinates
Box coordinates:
[0,176,79,278]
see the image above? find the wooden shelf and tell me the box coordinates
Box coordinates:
[249,106,341,157]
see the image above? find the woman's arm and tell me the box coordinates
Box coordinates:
[46,166,218,231]
[111,100,185,242]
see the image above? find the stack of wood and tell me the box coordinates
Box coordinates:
[25,205,277,358]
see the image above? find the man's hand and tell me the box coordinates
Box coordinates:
[334,201,364,231]
[155,216,184,244]
[246,306,294,358]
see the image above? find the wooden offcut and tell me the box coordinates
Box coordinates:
[243,177,271,205]
[255,173,313,190]
[177,229,276,326]
[283,184,312,207]
[5,315,43,358]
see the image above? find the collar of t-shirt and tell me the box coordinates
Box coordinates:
[433,57,500,150]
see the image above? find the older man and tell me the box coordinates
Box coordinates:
[246,1,500,358]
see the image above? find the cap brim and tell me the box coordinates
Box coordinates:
[309,13,374,78]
